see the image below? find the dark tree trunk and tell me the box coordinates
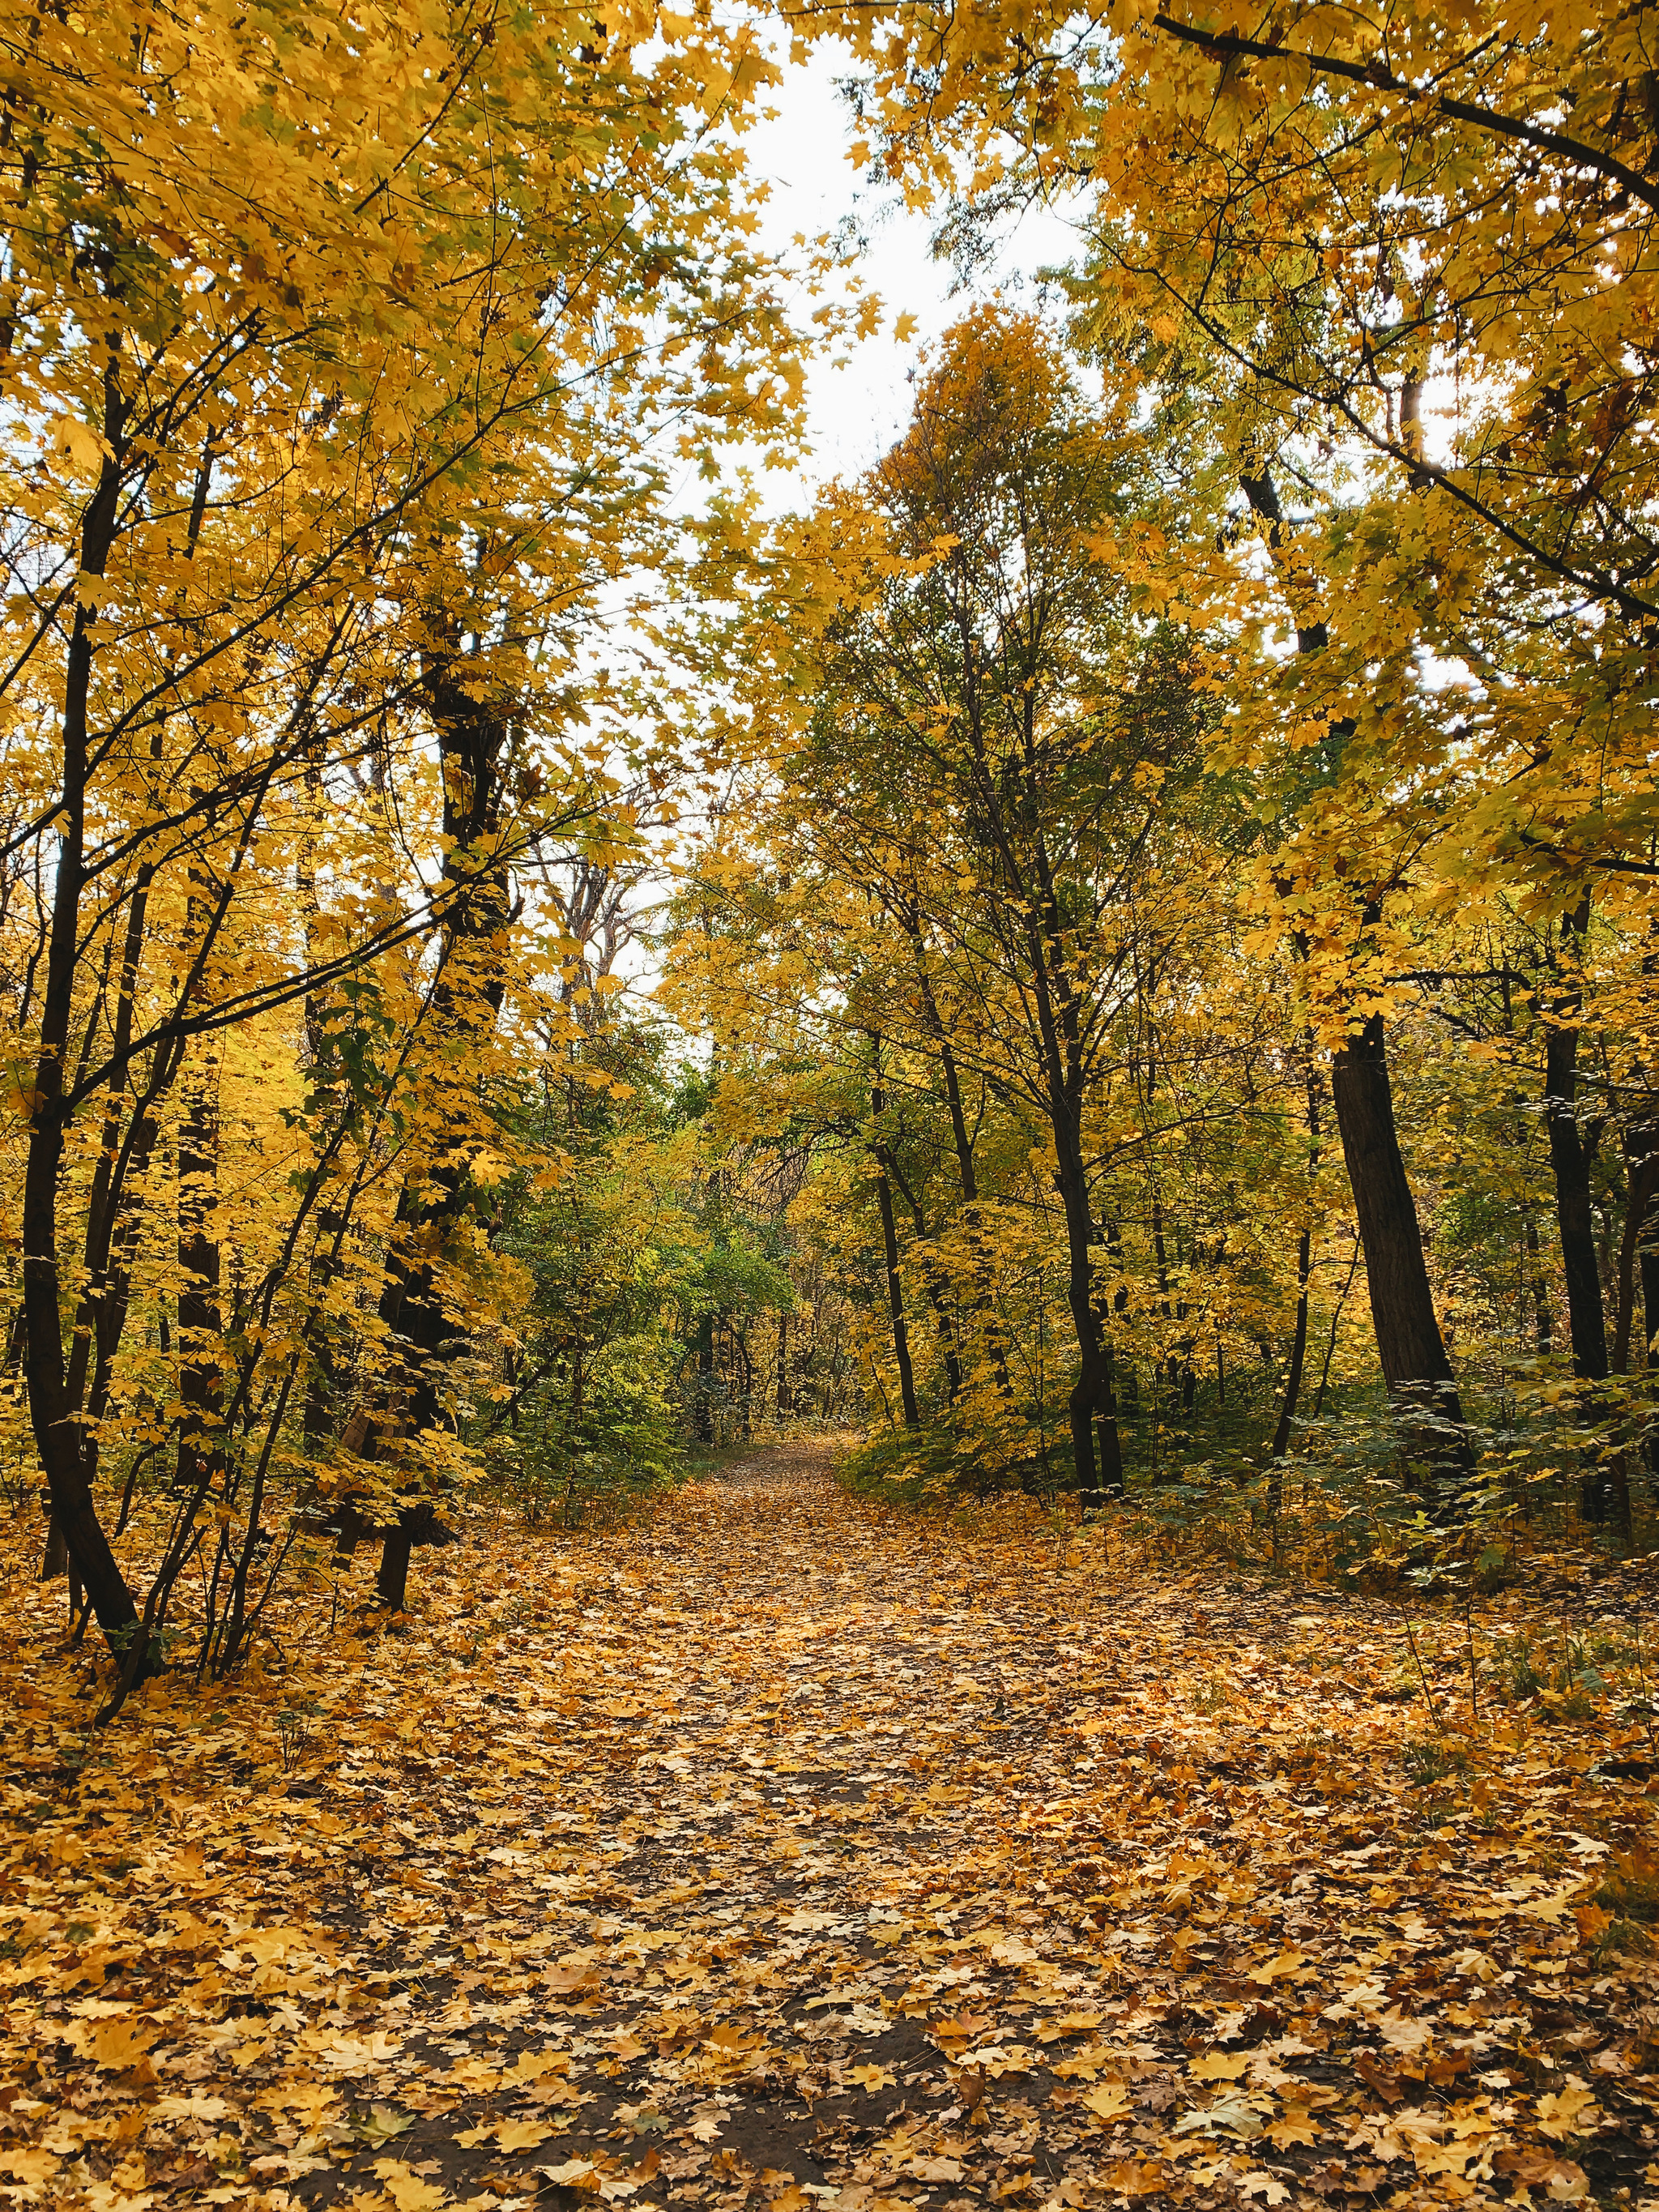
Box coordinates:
[301,749,348,1449]
[1054,1136,1111,1506]
[905,920,1015,1399]
[873,1170,919,1428]
[869,1054,920,1428]
[349,643,513,1608]
[889,1165,963,1405]
[695,1311,714,1441]
[1524,1213,1553,1356]
[1242,464,1473,1501]
[1096,1345,1125,1497]
[45,859,169,1574]
[1267,1241,1311,1471]
[1614,1117,1659,1375]
[371,1150,475,1609]
[776,1311,791,1416]
[1330,1013,1473,1503]
[176,1048,225,1499]
[1267,1063,1322,1501]
[1023,831,1123,1509]
[1546,1022,1610,1381]
[21,409,143,1650]
[1541,898,1612,1521]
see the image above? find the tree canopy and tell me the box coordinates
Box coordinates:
[5,6,1659,2206]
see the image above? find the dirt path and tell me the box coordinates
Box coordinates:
[6,1442,1657,2210]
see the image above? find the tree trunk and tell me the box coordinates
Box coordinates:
[776,1310,792,1416]
[176,1045,225,1498]
[1524,1213,1553,1356]
[21,412,143,1650]
[695,1311,714,1441]
[352,642,514,1607]
[889,1168,963,1404]
[873,1170,919,1428]
[1242,464,1473,1500]
[1267,1063,1322,1501]
[1614,1117,1659,1375]
[1544,898,1610,1381]
[869,1053,920,1428]
[1267,1238,1311,1487]
[1330,1013,1473,1503]
[904,918,1015,1399]
[1053,1136,1111,1506]
[301,749,348,1449]
[1541,898,1612,1521]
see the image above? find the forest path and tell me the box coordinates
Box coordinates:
[279,1441,1651,2211]
[9,1444,1653,2212]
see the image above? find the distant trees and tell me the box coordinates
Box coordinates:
[684,286,1659,1543]
[734,0,1659,1537]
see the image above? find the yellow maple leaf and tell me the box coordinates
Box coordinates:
[1081,2082,1130,2121]
[372,2158,451,2211]
[1266,2110,1322,2150]
[1189,2049,1251,2081]
[87,2016,160,2070]
[493,2118,555,2152]
[1536,2087,1599,2139]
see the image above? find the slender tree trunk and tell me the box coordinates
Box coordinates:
[1095,1343,1125,1497]
[301,749,348,1449]
[869,1051,920,1428]
[1524,1213,1553,1356]
[1267,1063,1323,1502]
[1053,1135,1110,1505]
[904,918,1014,1398]
[890,1168,964,1404]
[736,1331,753,1440]
[694,1312,714,1441]
[1614,1119,1659,1375]
[44,856,168,1576]
[1542,898,1612,1522]
[1544,906,1610,1386]
[21,399,142,1648]
[1019,835,1123,1508]
[873,1164,919,1428]
[776,1311,791,1416]
[1330,1013,1474,1504]
[175,1043,225,1499]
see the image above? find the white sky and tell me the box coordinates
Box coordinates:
[601,50,1089,997]
[738,47,1085,504]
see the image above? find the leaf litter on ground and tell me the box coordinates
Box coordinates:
[4,1441,1659,2211]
